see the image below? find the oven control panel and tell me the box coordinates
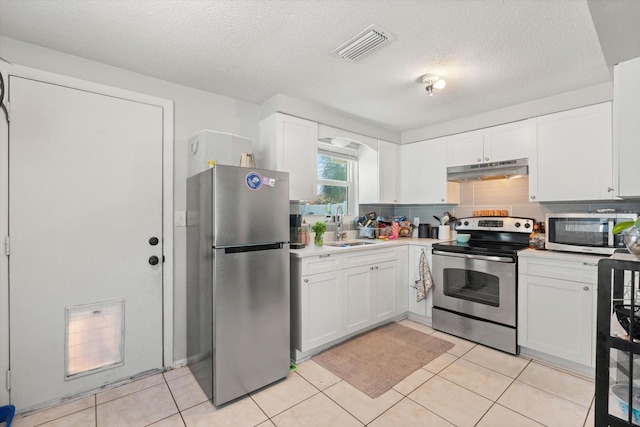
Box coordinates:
[455,216,534,233]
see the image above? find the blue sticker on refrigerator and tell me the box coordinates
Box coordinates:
[245,171,262,190]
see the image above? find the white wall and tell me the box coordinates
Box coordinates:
[401,82,613,143]
[0,36,261,362]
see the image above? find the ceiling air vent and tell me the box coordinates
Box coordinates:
[331,24,395,63]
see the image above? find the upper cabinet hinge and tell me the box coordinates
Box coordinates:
[4,235,9,256]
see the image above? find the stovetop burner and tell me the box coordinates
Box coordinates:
[432,216,535,257]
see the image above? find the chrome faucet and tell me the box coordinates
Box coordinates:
[335,206,344,241]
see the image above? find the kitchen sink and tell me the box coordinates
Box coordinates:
[324,241,378,247]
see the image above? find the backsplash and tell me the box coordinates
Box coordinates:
[294,178,640,228]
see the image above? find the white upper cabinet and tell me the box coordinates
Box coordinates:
[400,137,459,204]
[258,113,318,201]
[359,140,398,204]
[528,102,614,202]
[447,121,529,167]
[614,56,640,198]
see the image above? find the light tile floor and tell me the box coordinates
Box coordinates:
[11,320,596,427]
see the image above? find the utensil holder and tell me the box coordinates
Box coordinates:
[438,225,451,240]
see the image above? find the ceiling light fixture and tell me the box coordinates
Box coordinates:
[422,74,446,96]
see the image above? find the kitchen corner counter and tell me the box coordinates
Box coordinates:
[290,237,446,258]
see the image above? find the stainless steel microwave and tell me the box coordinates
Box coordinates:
[545,213,638,255]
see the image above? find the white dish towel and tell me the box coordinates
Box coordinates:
[415,249,433,302]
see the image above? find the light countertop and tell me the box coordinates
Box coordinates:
[518,248,608,263]
[290,237,446,258]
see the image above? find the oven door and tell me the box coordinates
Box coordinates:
[432,250,516,326]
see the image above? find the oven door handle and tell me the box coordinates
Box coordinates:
[432,250,515,263]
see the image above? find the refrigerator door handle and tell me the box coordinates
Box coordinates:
[223,242,285,254]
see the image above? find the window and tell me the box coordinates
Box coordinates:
[300,143,357,216]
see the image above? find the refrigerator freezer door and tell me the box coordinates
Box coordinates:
[212,165,289,247]
[213,244,290,405]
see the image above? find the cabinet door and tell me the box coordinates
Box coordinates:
[447,129,484,167]
[301,271,342,351]
[518,274,594,366]
[373,260,398,322]
[358,140,397,204]
[530,103,613,202]
[281,115,318,201]
[342,265,373,335]
[259,114,318,201]
[484,121,529,163]
[378,140,398,203]
[400,138,459,204]
[614,57,640,197]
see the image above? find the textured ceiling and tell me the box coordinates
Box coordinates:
[0,0,618,133]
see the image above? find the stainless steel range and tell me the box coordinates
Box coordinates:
[431,216,534,354]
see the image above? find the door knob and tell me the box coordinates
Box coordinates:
[149,237,159,246]
[149,256,160,266]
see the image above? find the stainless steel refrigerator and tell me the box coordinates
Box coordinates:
[186,165,290,406]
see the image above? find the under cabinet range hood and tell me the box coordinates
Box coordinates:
[447,158,529,182]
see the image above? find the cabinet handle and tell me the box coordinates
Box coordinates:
[441,198,445,202]
[304,279,309,283]
[319,254,331,258]
[477,158,481,162]
[485,157,489,161]
[607,187,614,192]
[583,286,589,291]
[370,266,374,270]
[583,262,598,267]
[530,195,536,200]
[375,266,379,270]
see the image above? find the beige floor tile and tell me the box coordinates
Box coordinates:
[398,319,434,335]
[148,413,186,427]
[166,373,208,411]
[476,404,544,427]
[256,421,276,427]
[97,382,178,427]
[368,397,454,427]
[517,362,594,407]
[164,366,191,381]
[250,373,318,417]
[497,380,589,427]
[271,393,362,427]
[584,404,594,427]
[12,395,95,427]
[181,397,267,427]
[408,376,492,427]
[392,368,434,395]
[430,331,476,357]
[423,352,458,374]
[439,358,513,401]
[462,345,530,378]
[96,373,165,404]
[36,407,95,427]
[323,380,404,424]
[294,360,341,391]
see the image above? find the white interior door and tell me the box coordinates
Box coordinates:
[8,75,164,410]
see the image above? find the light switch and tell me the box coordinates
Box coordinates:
[175,211,186,227]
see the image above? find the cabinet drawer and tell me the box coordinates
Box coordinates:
[519,256,600,284]
[343,247,399,268]
[301,253,343,275]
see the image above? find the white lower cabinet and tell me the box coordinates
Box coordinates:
[301,270,342,351]
[518,253,601,368]
[343,260,399,335]
[407,245,434,321]
[291,248,400,361]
